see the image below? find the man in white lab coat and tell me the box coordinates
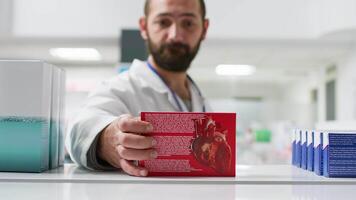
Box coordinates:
[66,0,210,176]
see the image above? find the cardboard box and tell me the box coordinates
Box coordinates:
[295,129,302,168]
[49,66,60,169]
[139,112,236,176]
[323,131,356,177]
[58,68,66,167]
[0,60,65,172]
[301,130,308,170]
[292,129,297,166]
[307,130,314,171]
[0,60,52,172]
[314,131,323,175]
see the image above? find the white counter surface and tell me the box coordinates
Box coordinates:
[1,164,356,200]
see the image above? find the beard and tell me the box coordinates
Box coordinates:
[146,36,202,72]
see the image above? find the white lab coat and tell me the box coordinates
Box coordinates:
[66,59,211,169]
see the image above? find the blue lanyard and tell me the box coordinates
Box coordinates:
[146,62,206,112]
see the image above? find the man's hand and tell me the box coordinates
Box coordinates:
[97,114,157,176]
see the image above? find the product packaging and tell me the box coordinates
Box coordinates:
[292,129,297,166]
[139,112,236,176]
[323,131,356,177]
[295,129,302,168]
[0,60,65,172]
[301,130,308,170]
[313,131,323,176]
[307,130,314,171]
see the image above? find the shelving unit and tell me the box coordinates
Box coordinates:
[1,164,356,200]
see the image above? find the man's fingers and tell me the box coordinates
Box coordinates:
[117,132,156,149]
[116,145,158,161]
[119,159,148,177]
[116,115,153,134]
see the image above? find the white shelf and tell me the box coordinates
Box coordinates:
[1,164,356,200]
[0,164,355,184]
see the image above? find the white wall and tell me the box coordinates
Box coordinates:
[317,66,327,123]
[14,0,356,40]
[13,0,143,37]
[309,0,356,37]
[336,48,356,121]
[280,45,356,127]
[276,69,320,128]
[281,75,317,104]
[314,46,356,129]
[207,0,314,39]
[197,80,282,99]
[12,0,315,39]
[0,0,12,37]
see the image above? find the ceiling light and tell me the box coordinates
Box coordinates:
[50,48,102,61]
[215,64,256,76]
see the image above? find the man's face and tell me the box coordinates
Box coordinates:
[141,0,208,72]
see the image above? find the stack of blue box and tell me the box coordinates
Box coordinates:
[292,129,356,177]
[0,60,65,172]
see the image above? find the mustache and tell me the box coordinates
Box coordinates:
[160,42,190,52]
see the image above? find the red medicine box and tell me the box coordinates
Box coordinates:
[139,112,236,177]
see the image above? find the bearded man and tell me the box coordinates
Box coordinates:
[66,0,210,177]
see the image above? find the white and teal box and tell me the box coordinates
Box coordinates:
[0,60,53,172]
[58,68,66,166]
[49,66,61,169]
[323,131,356,177]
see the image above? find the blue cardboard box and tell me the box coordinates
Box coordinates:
[292,129,297,166]
[295,129,302,168]
[323,131,356,178]
[301,130,308,170]
[307,130,314,171]
[314,131,323,176]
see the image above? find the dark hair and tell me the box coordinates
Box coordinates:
[144,0,206,20]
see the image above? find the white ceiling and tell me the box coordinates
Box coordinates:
[1,0,356,86]
[11,0,314,39]
[8,0,356,39]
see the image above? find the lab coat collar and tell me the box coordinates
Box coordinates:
[129,59,205,112]
[130,59,181,111]
[129,59,170,94]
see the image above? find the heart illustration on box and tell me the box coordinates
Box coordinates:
[191,116,232,174]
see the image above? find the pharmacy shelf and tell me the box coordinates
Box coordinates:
[1,164,356,200]
[1,181,356,200]
[0,164,356,185]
